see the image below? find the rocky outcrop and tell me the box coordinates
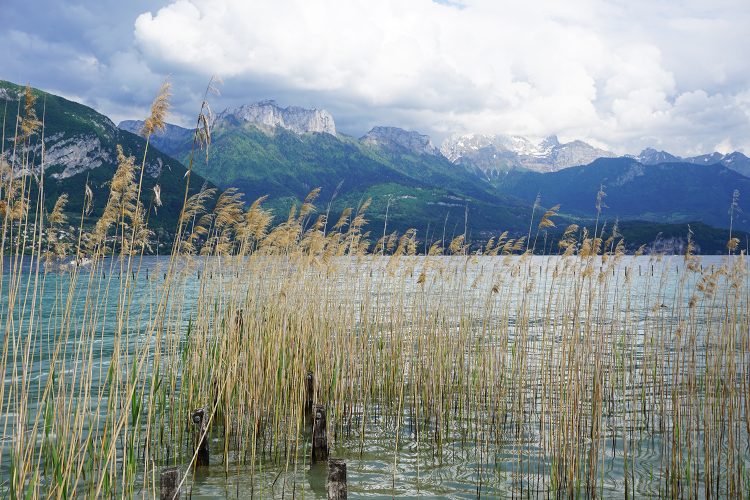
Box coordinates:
[360,126,440,156]
[46,135,112,179]
[612,161,646,187]
[214,100,336,136]
[0,88,19,100]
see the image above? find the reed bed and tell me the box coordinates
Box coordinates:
[1,85,748,498]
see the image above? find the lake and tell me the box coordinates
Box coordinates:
[1,254,748,498]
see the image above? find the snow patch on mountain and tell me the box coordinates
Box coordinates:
[441,134,615,173]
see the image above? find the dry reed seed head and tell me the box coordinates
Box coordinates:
[213,188,245,230]
[207,75,223,97]
[385,232,398,253]
[195,111,212,162]
[48,193,68,225]
[333,208,352,231]
[87,145,140,252]
[299,189,321,221]
[427,241,443,256]
[153,184,162,208]
[588,237,603,255]
[141,82,171,137]
[485,237,495,252]
[303,187,322,205]
[727,237,740,252]
[20,84,41,139]
[183,187,217,220]
[84,183,94,215]
[614,239,625,257]
[566,227,580,243]
[488,231,507,255]
[533,192,542,210]
[730,188,740,210]
[241,196,273,243]
[538,204,560,230]
[595,185,607,213]
[449,234,465,255]
[501,239,514,255]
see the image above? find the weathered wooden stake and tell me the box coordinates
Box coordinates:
[160,467,180,500]
[312,404,328,463]
[305,371,314,418]
[327,459,347,500]
[191,407,210,467]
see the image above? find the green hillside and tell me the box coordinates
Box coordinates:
[139,120,535,238]
[0,80,213,243]
[494,157,750,231]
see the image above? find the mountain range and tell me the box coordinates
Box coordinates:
[3,78,748,253]
[120,107,535,237]
[494,157,750,231]
[633,148,750,177]
[120,99,750,234]
[441,134,617,175]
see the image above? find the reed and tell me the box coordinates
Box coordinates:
[0,84,748,498]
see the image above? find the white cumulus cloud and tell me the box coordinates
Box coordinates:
[89,0,750,154]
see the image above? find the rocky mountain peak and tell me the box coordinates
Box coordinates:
[635,148,680,165]
[360,126,440,156]
[214,101,336,136]
[540,135,560,149]
[441,133,615,174]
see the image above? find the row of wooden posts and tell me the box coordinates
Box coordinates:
[159,372,347,499]
[528,264,707,277]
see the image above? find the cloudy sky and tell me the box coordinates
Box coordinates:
[2,0,749,155]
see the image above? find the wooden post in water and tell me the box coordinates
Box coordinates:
[312,405,329,463]
[160,467,180,500]
[305,371,314,419]
[327,459,347,499]
[191,407,210,467]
